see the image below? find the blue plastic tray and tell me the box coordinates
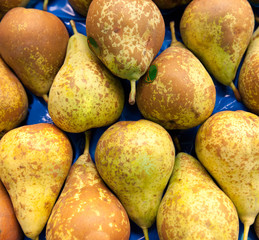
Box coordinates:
[18,0,259,239]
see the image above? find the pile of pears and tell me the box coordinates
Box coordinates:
[0,0,258,240]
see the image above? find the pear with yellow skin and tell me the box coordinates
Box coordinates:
[238,26,259,115]
[136,22,216,130]
[46,131,130,240]
[0,57,28,138]
[85,0,165,105]
[0,7,69,100]
[48,20,124,133]
[0,123,73,240]
[180,0,254,101]
[157,152,239,240]
[195,110,259,240]
[0,0,29,19]
[95,119,175,240]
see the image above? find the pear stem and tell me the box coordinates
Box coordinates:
[170,21,177,46]
[42,94,49,103]
[43,0,49,11]
[83,130,91,155]
[70,20,78,35]
[142,227,149,240]
[243,222,250,240]
[129,80,136,105]
[229,82,241,102]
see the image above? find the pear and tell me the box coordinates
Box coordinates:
[85,0,165,105]
[136,22,216,130]
[254,214,259,238]
[68,0,92,16]
[0,7,69,100]
[157,152,239,240]
[0,123,73,240]
[46,131,131,240]
[195,110,259,240]
[95,119,175,240]
[238,26,259,115]
[152,0,191,9]
[180,0,255,101]
[0,180,23,240]
[0,0,29,19]
[0,56,28,138]
[48,20,124,133]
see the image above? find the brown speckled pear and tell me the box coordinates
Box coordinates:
[68,0,92,16]
[0,57,28,138]
[95,120,175,240]
[46,131,130,240]
[48,20,124,133]
[0,0,29,19]
[195,110,259,240]
[157,152,239,240]
[0,123,73,240]
[238,27,259,115]
[136,22,216,130]
[0,180,23,240]
[180,0,254,101]
[85,0,165,105]
[255,215,259,238]
[152,0,191,9]
[0,7,69,99]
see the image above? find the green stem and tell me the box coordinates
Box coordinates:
[43,0,49,11]
[83,130,91,155]
[70,20,78,35]
[142,227,149,240]
[129,80,136,105]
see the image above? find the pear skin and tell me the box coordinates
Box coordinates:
[238,27,259,115]
[195,110,259,240]
[68,0,92,16]
[0,7,69,98]
[152,0,191,9]
[85,0,165,104]
[0,57,28,138]
[136,22,216,130]
[254,214,259,238]
[0,123,73,240]
[180,0,254,101]
[157,152,239,240]
[95,119,175,239]
[48,20,124,133]
[0,0,29,19]
[46,131,130,240]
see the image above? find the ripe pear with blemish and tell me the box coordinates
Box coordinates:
[157,152,239,240]
[85,0,165,105]
[0,123,73,240]
[136,22,216,130]
[180,0,254,101]
[46,131,130,240]
[48,20,124,133]
[0,7,69,100]
[0,56,28,139]
[238,26,259,115]
[195,110,259,240]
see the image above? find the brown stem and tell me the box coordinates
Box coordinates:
[83,130,91,155]
[170,21,184,48]
[230,82,241,102]
[70,19,78,35]
[129,80,136,105]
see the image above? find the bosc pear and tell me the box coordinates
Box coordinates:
[157,152,239,240]
[0,123,73,240]
[48,20,124,133]
[85,0,165,104]
[180,0,254,101]
[0,7,69,100]
[46,131,131,240]
[95,119,175,240]
[195,110,259,240]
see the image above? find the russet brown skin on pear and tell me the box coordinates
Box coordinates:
[46,152,130,240]
[255,215,259,238]
[152,0,191,9]
[0,7,69,97]
[68,0,92,16]
[0,57,28,138]
[0,180,23,240]
[0,0,29,19]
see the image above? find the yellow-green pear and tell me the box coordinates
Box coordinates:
[0,0,29,19]
[95,119,175,240]
[152,0,191,9]
[238,26,259,115]
[195,110,259,240]
[0,57,28,138]
[157,152,239,240]
[180,0,254,101]
[0,7,69,99]
[0,123,73,240]
[46,131,131,240]
[85,0,165,105]
[48,20,124,133]
[136,22,216,130]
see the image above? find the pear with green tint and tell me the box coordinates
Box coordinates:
[48,20,124,133]
[157,152,239,240]
[95,119,175,240]
[180,0,254,101]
